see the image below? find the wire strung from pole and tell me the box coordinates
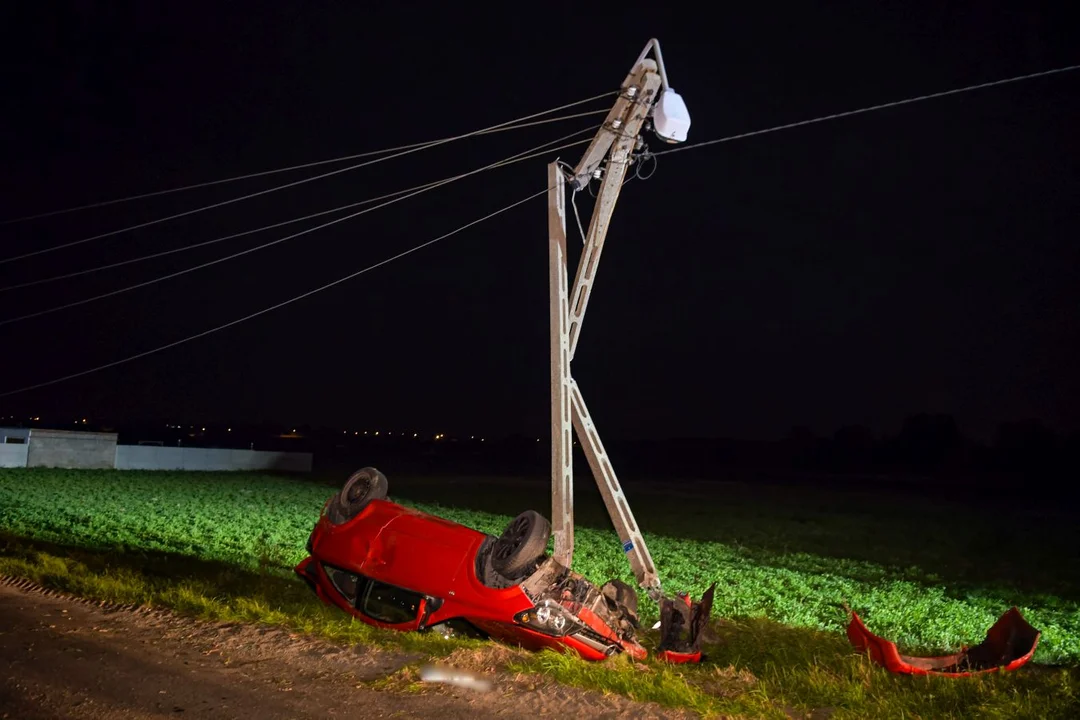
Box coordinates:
[633,151,658,180]
[570,188,588,244]
[555,159,589,245]
[0,174,476,292]
[653,63,1080,157]
[0,130,593,327]
[557,158,640,244]
[0,185,554,398]
[0,94,616,266]
[0,125,599,293]
[0,104,613,227]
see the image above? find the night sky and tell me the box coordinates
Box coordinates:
[1,4,1077,442]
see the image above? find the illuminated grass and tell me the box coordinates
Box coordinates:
[3,536,1076,719]
[1,468,1077,664]
[0,534,492,657]
[1,468,1078,718]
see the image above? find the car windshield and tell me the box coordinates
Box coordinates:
[321,563,424,625]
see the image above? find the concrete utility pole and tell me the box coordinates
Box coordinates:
[547,39,690,598]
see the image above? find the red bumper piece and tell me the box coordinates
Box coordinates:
[657,649,703,664]
[847,607,1040,677]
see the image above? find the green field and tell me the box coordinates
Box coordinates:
[1,468,1078,718]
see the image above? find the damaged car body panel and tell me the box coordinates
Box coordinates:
[656,584,716,663]
[296,468,670,662]
[847,607,1041,676]
[517,555,648,659]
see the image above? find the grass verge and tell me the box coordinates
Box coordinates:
[1,534,1076,719]
[2,469,1078,664]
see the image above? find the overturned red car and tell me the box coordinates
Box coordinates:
[295,467,682,661]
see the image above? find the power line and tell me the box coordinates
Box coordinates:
[0,186,553,398]
[0,93,615,265]
[0,106,612,226]
[653,63,1080,157]
[6,64,1076,396]
[0,126,598,293]
[0,130,593,326]
[0,178,449,293]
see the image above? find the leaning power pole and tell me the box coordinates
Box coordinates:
[548,39,690,598]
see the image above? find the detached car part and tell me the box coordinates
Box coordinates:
[656,584,716,663]
[846,607,1040,676]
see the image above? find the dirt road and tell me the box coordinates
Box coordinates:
[0,579,690,719]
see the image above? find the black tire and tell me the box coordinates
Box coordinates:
[490,510,550,580]
[330,467,388,524]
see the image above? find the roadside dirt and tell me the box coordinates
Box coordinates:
[0,579,696,719]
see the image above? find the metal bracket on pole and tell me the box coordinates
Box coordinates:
[548,44,665,595]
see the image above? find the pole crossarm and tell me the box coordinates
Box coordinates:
[569,61,658,188]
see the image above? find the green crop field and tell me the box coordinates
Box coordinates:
[1,468,1078,718]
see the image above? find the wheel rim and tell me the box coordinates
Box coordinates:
[495,515,530,560]
[346,476,370,503]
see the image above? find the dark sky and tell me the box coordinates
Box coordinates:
[1,3,1077,442]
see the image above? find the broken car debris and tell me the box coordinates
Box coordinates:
[296,467,711,662]
[847,606,1041,676]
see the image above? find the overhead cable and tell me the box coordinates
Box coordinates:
[0,186,553,398]
[0,93,615,265]
[0,125,599,293]
[653,63,1080,157]
[0,105,611,226]
[0,129,594,326]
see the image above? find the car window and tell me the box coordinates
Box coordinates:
[323,565,359,604]
[359,578,424,624]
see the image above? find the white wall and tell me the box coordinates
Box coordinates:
[0,444,28,468]
[26,429,118,469]
[114,445,312,472]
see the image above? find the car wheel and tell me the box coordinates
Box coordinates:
[330,467,388,524]
[490,510,550,580]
